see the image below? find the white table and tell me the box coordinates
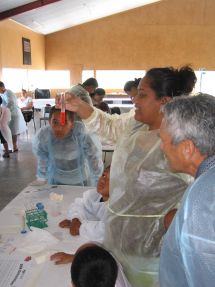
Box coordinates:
[33,99,55,110]
[0,184,90,287]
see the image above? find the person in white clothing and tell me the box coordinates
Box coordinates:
[0,96,13,157]
[18,89,33,111]
[58,166,110,242]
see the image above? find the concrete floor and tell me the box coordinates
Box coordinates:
[0,115,38,211]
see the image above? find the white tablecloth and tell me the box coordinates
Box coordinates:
[0,184,90,287]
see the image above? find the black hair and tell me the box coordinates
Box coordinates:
[49,106,74,122]
[124,78,141,92]
[22,89,27,93]
[71,245,118,287]
[0,81,5,88]
[95,102,110,113]
[145,66,197,99]
[94,88,106,96]
[82,78,98,88]
[0,96,2,105]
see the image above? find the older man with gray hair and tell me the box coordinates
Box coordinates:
[159,93,215,287]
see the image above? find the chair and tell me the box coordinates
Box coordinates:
[40,105,52,127]
[22,107,36,132]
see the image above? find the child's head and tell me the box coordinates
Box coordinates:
[97,166,110,201]
[49,106,75,139]
[93,88,106,104]
[71,244,118,287]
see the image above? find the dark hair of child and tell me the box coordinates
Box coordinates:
[71,245,118,287]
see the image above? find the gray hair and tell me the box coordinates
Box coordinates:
[161,93,215,156]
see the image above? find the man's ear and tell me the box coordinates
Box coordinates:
[181,139,195,160]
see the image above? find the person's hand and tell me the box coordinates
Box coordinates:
[70,218,81,236]
[59,219,72,228]
[55,92,81,112]
[65,93,82,112]
[50,252,74,264]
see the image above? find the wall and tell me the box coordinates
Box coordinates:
[0,19,45,75]
[45,0,215,84]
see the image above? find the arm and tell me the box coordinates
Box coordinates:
[64,94,134,143]
[50,252,74,265]
[21,97,33,110]
[79,220,105,242]
[32,128,49,180]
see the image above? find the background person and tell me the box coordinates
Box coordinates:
[61,66,197,287]
[0,96,13,158]
[124,78,141,103]
[92,88,106,106]
[18,89,33,111]
[81,77,98,98]
[159,94,215,287]
[33,106,103,186]
[0,81,26,151]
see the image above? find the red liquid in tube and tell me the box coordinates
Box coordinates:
[60,93,66,125]
[60,111,65,125]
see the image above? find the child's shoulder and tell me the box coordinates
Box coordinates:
[73,121,86,135]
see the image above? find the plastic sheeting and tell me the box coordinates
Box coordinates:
[104,121,190,287]
[83,107,135,144]
[33,121,103,186]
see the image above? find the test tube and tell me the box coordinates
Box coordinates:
[60,93,66,125]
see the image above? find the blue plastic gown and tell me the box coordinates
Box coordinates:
[160,156,215,287]
[32,121,103,186]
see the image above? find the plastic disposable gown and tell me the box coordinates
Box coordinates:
[33,121,103,186]
[68,188,106,242]
[83,107,135,144]
[103,120,190,287]
[1,89,26,135]
[160,156,215,287]
[0,106,13,149]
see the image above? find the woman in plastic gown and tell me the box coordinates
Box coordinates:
[61,66,197,287]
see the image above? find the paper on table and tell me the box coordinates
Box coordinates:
[0,256,34,287]
[34,260,71,287]
[15,227,59,254]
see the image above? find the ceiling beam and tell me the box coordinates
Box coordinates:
[0,0,62,21]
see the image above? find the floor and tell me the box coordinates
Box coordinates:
[0,113,39,211]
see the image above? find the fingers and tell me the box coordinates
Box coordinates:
[50,252,74,264]
[59,219,71,228]
[50,252,65,262]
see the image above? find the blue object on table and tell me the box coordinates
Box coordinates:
[36,202,44,210]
